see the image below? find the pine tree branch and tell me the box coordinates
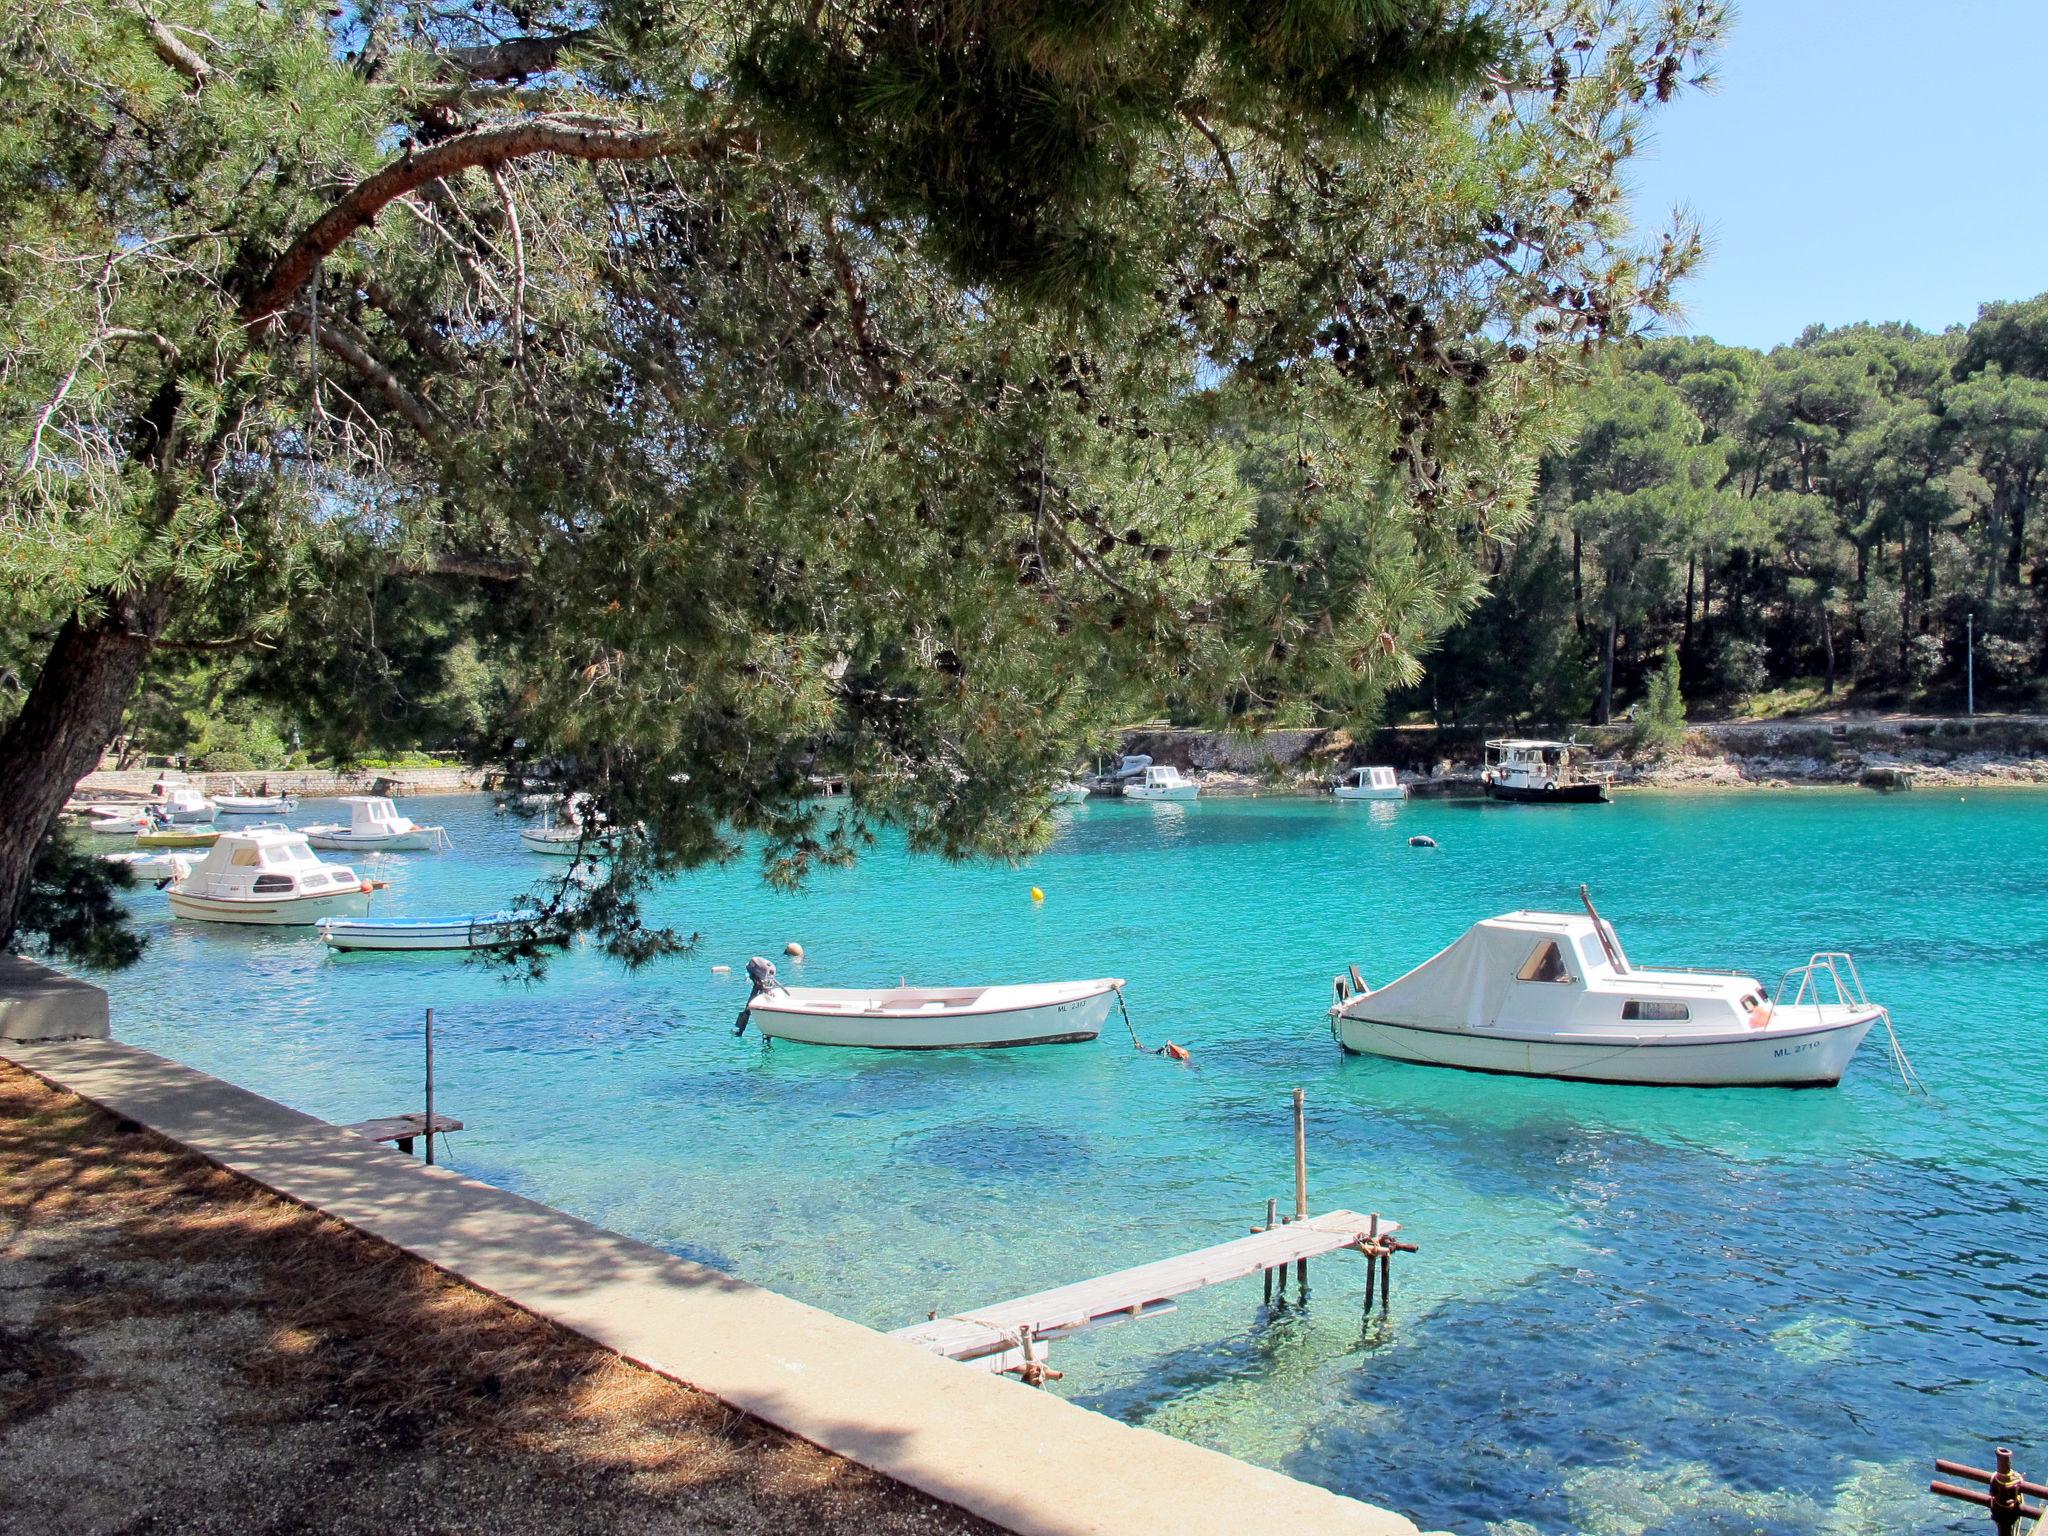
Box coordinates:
[438,30,598,84]
[278,310,439,440]
[141,12,210,90]
[242,120,755,330]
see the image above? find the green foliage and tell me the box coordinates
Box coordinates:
[1633,650,1685,754]
[14,833,145,970]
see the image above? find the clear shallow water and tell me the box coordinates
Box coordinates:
[92,790,2047,1534]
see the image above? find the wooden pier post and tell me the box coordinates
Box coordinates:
[423,1007,436,1165]
[1263,1197,1277,1304]
[1293,1087,1308,1296]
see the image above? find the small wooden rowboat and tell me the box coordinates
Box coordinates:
[742,967,1126,1049]
[320,911,550,952]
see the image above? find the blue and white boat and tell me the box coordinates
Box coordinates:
[319,911,548,952]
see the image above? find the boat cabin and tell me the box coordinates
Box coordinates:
[156,785,215,821]
[333,796,421,836]
[176,829,362,902]
[1344,912,1773,1037]
[1335,766,1406,799]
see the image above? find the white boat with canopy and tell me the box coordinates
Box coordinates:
[1328,890,1891,1087]
[1124,764,1199,801]
[166,828,371,926]
[1334,766,1406,801]
[154,784,217,823]
[738,959,1125,1049]
[299,795,450,852]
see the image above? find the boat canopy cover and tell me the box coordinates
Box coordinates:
[1360,913,1614,1030]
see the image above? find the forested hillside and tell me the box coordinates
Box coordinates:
[1407,295,2048,724]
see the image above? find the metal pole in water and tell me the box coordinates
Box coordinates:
[424,1007,435,1165]
[1293,1087,1308,1295]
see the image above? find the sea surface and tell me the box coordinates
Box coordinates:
[91,789,2047,1534]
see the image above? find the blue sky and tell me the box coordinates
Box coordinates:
[1625,1,2048,351]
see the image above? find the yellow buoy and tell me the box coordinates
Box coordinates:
[785,941,805,960]
[1030,887,1045,903]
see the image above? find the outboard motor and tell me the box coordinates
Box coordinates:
[733,956,783,1036]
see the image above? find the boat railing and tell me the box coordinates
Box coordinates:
[1771,952,1870,1016]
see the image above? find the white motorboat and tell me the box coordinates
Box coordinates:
[518,794,620,856]
[1052,782,1091,804]
[214,792,298,814]
[1124,764,1199,801]
[299,795,450,852]
[1328,893,1884,1087]
[1481,739,1610,804]
[1334,766,1407,801]
[320,911,549,952]
[166,828,371,926]
[81,806,152,834]
[102,849,196,884]
[154,785,217,822]
[740,959,1126,1049]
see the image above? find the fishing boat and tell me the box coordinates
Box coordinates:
[102,849,197,884]
[320,911,549,952]
[166,828,370,926]
[1124,764,1199,801]
[133,822,221,849]
[1327,890,1885,1087]
[298,795,450,852]
[1333,766,1407,801]
[213,791,297,814]
[1481,739,1610,804]
[739,959,1126,1048]
[154,784,218,822]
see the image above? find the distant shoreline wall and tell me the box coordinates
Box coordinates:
[76,764,499,799]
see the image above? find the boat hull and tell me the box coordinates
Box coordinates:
[751,984,1120,1049]
[168,887,371,926]
[1485,780,1609,804]
[134,829,220,849]
[321,914,539,951]
[303,828,441,851]
[214,796,295,814]
[1332,1008,1878,1086]
[1333,787,1407,801]
[1125,786,1199,801]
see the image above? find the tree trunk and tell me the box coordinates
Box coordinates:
[1681,555,1697,672]
[1572,529,1585,634]
[2009,487,2027,594]
[1700,559,1713,657]
[1819,598,1836,696]
[1598,613,1617,724]
[0,588,171,948]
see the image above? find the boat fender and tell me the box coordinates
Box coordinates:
[359,881,373,893]
[1408,835,1437,848]
[784,940,805,960]
[1161,1041,1191,1063]
[1747,1003,1773,1031]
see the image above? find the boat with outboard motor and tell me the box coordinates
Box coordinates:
[737,957,1126,1049]
[1327,888,1889,1087]
[1334,766,1407,801]
[1481,739,1610,804]
[299,795,450,852]
[166,828,371,925]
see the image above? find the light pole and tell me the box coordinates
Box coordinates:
[1967,612,1975,718]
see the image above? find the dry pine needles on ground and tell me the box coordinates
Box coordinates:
[0,1061,994,1535]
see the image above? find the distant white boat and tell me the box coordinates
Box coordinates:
[1124,764,1198,801]
[518,793,620,855]
[1334,766,1406,801]
[214,792,297,814]
[154,785,216,823]
[320,911,548,952]
[1328,894,1884,1087]
[741,959,1125,1049]
[299,795,449,852]
[82,806,152,834]
[1052,782,1091,804]
[167,828,370,926]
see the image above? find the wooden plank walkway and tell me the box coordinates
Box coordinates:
[895,1209,1399,1370]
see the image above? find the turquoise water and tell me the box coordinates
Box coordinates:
[93,790,2047,1533]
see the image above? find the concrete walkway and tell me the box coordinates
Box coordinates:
[4,1039,1427,1536]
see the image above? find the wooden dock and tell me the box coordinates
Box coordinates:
[894,1209,1400,1373]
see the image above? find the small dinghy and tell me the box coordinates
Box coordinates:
[518,794,620,856]
[82,806,152,834]
[300,795,450,852]
[738,958,1125,1049]
[133,822,220,849]
[102,849,196,884]
[1328,889,1889,1088]
[1052,782,1091,804]
[167,828,370,926]
[320,911,548,952]
[214,792,297,814]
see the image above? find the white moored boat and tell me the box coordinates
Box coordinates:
[154,784,218,823]
[1124,765,1199,801]
[167,828,371,926]
[1328,892,1886,1087]
[213,791,298,814]
[320,911,547,952]
[518,793,620,856]
[739,959,1126,1049]
[1052,782,1091,804]
[1334,766,1407,801]
[102,849,196,884]
[299,795,450,852]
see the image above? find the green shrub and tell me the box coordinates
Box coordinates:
[197,749,257,772]
[1633,651,1686,756]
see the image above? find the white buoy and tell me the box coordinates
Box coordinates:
[710,964,731,973]
[785,941,805,960]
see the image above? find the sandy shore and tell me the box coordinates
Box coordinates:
[0,1062,992,1536]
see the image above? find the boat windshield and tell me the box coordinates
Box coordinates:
[1516,941,1574,984]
